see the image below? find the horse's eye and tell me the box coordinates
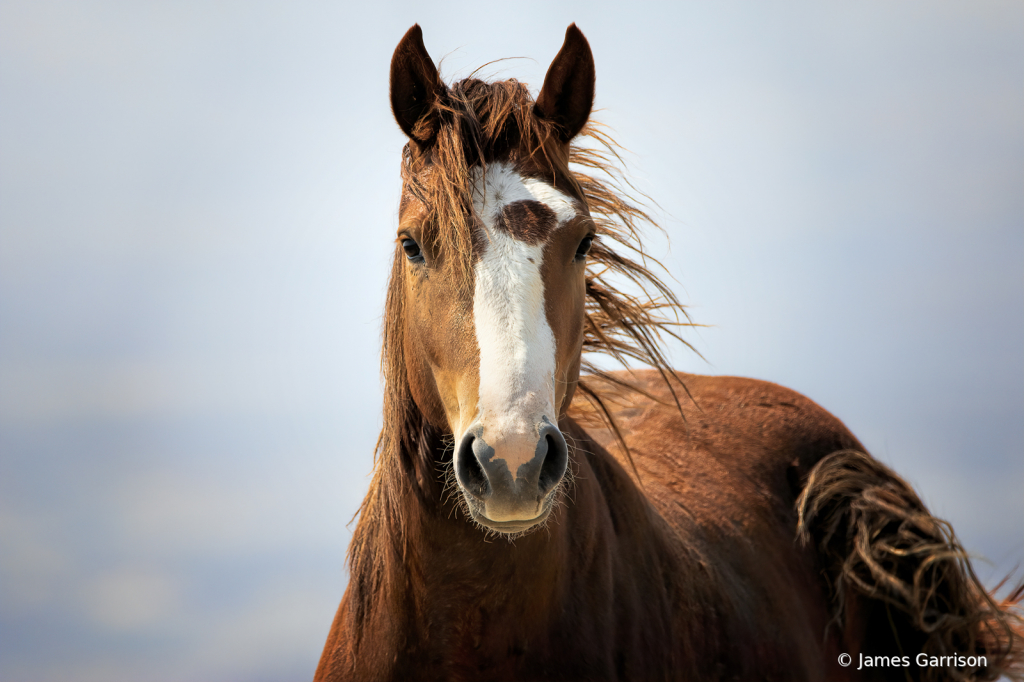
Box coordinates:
[574,236,594,261]
[402,238,424,264]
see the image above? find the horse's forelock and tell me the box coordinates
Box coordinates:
[398,77,577,284]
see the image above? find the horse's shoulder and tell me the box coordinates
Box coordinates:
[570,370,855,667]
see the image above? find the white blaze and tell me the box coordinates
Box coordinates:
[470,163,576,473]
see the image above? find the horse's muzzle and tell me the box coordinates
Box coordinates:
[455,419,568,533]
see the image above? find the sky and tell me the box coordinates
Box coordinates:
[1,2,1021,680]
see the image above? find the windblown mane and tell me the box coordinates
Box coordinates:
[346,76,692,616]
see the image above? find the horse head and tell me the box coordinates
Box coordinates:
[388,25,596,534]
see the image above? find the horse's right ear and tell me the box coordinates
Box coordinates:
[390,25,444,143]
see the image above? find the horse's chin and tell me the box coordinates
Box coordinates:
[467,503,553,536]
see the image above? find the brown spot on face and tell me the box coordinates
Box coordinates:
[494,200,558,245]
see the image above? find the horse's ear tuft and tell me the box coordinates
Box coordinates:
[390,24,444,142]
[534,24,595,143]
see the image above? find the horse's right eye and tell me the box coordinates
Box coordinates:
[402,238,424,264]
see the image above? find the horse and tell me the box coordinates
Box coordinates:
[314,24,1023,682]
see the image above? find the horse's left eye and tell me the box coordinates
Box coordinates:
[574,236,594,262]
[402,238,425,264]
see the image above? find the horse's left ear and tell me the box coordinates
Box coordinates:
[390,24,444,143]
[534,24,595,143]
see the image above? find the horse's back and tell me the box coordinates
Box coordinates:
[573,370,862,524]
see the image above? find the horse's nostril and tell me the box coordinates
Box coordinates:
[538,429,568,494]
[456,431,489,499]
[457,423,567,504]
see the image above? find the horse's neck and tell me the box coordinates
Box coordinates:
[329,411,788,680]
[376,416,686,657]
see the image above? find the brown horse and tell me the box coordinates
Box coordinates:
[314,25,1023,682]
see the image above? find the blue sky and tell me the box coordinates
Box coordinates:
[1,2,1021,680]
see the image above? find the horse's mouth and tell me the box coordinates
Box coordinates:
[470,505,552,535]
